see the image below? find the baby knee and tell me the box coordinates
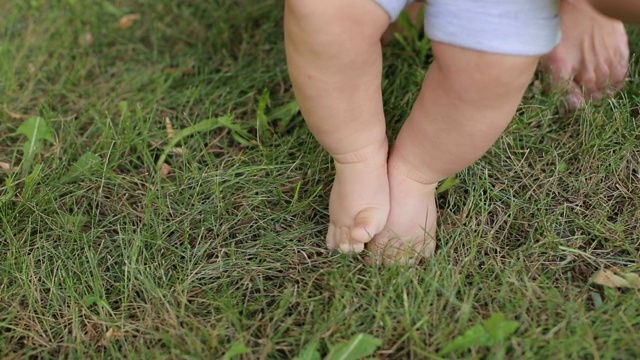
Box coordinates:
[432,42,539,101]
[285,0,390,41]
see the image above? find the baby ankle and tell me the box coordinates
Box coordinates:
[388,160,441,187]
[332,139,389,165]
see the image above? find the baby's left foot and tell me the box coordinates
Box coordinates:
[367,156,438,266]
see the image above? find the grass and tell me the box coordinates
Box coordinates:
[1,0,639,358]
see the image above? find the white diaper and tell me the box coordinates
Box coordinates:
[373,0,561,56]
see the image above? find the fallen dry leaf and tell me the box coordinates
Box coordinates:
[161,163,171,177]
[149,141,184,155]
[79,32,93,46]
[99,327,122,346]
[165,117,175,138]
[114,13,141,29]
[532,79,543,95]
[4,107,30,120]
[591,269,640,289]
[0,162,11,172]
[84,321,100,342]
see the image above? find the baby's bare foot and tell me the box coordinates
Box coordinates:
[367,158,437,265]
[326,141,390,253]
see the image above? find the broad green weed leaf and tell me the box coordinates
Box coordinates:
[15,117,55,171]
[101,1,123,16]
[61,215,89,229]
[439,323,492,355]
[437,176,459,194]
[21,163,43,202]
[483,313,519,341]
[590,291,604,308]
[222,342,249,360]
[293,342,321,360]
[218,115,254,146]
[1,175,16,204]
[394,6,430,64]
[60,152,102,184]
[0,308,17,326]
[118,101,129,116]
[82,295,114,316]
[256,92,300,139]
[256,90,271,141]
[268,100,300,131]
[327,333,382,360]
[439,313,520,355]
[558,162,569,173]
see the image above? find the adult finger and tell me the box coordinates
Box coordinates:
[543,57,585,109]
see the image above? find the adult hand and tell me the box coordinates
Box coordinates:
[541,0,629,109]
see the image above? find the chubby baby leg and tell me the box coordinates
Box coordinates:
[368,42,540,265]
[284,0,392,253]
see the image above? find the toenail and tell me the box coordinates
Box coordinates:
[564,94,582,109]
[339,243,353,253]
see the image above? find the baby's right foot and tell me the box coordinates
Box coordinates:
[367,156,438,266]
[326,140,390,254]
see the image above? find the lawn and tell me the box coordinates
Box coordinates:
[1,0,639,358]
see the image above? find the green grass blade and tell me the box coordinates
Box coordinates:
[155,116,229,170]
